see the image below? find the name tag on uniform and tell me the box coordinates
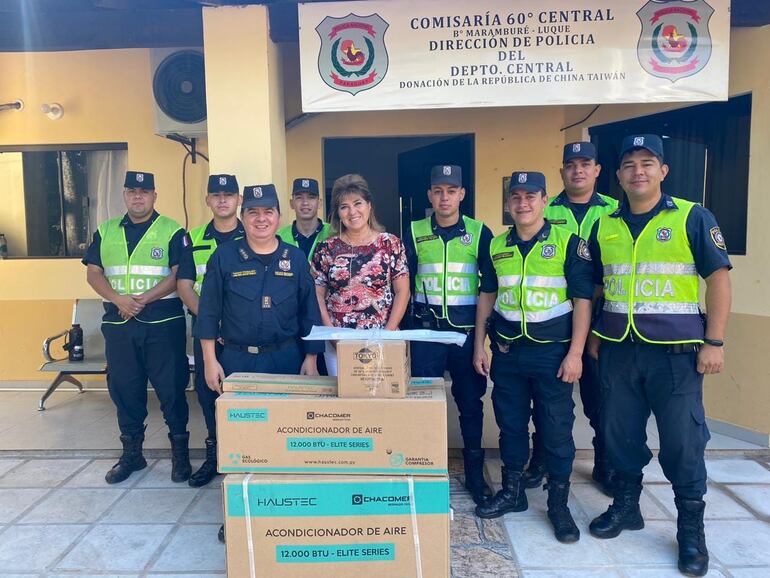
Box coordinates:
[274,271,294,277]
[493,252,514,261]
[549,219,568,225]
[232,270,257,278]
[416,235,438,243]
[603,234,620,242]
[262,296,272,309]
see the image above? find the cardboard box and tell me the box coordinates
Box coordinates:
[217,387,447,475]
[223,372,444,396]
[223,474,450,578]
[336,340,411,398]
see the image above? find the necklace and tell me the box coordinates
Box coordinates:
[342,229,376,247]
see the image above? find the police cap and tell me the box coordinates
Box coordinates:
[430,165,462,188]
[207,174,239,194]
[124,171,155,190]
[292,178,320,197]
[508,171,546,195]
[242,184,280,211]
[563,141,597,163]
[619,134,665,162]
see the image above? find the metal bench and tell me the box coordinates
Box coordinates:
[39,299,194,411]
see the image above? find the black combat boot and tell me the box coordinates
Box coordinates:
[475,468,528,518]
[189,437,218,487]
[105,433,147,484]
[675,497,709,577]
[546,480,580,543]
[169,432,192,483]
[589,475,644,539]
[591,437,616,497]
[462,448,493,505]
[523,432,546,488]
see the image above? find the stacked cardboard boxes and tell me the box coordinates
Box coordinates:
[217,340,450,577]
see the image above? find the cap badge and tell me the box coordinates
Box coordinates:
[443,166,451,176]
[572,143,581,152]
[460,233,473,246]
[634,136,645,147]
[301,179,310,188]
[219,177,227,186]
[656,227,672,242]
[541,244,556,259]
[518,173,527,183]
[279,259,291,272]
[136,173,144,183]
[253,187,262,198]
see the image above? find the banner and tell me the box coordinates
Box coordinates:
[298,0,730,112]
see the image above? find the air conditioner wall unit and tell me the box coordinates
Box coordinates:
[151,47,207,138]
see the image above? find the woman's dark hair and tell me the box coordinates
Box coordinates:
[329,173,384,234]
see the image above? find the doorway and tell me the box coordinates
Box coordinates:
[323,134,475,236]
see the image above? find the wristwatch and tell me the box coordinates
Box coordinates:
[703,338,724,347]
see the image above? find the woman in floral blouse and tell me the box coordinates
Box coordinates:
[311,174,410,375]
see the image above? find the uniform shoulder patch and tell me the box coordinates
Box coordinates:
[710,226,726,250]
[577,239,592,261]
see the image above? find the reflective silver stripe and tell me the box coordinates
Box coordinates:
[635,262,698,276]
[603,264,633,276]
[603,301,700,315]
[415,293,443,305]
[104,266,128,276]
[493,302,522,321]
[524,276,567,289]
[524,300,573,322]
[195,264,207,275]
[498,275,522,287]
[446,295,478,306]
[130,265,171,276]
[417,263,443,275]
[447,262,478,274]
[160,291,179,300]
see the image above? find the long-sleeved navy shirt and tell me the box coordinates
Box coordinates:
[193,238,324,355]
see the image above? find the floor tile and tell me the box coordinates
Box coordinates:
[0,524,87,572]
[725,485,770,517]
[64,459,151,488]
[501,484,551,521]
[728,569,770,578]
[101,488,199,523]
[0,459,24,478]
[604,520,679,566]
[645,484,753,520]
[624,568,728,578]
[521,571,623,578]
[706,460,770,484]
[452,513,482,545]
[147,575,225,578]
[705,520,770,565]
[134,459,203,488]
[0,459,89,488]
[570,460,596,484]
[451,545,518,578]
[150,525,225,572]
[504,518,613,567]
[55,524,173,572]
[572,483,669,521]
[180,488,224,524]
[0,488,51,523]
[47,575,139,578]
[642,460,669,483]
[20,488,124,524]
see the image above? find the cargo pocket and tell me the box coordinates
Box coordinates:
[669,352,703,395]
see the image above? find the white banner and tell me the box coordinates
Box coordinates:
[299,0,730,112]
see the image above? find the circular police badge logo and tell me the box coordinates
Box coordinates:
[656,227,672,242]
[150,247,164,260]
[577,239,592,261]
[460,233,473,246]
[710,226,726,250]
[253,187,262,198]
[218,176,227,186]
[279,259,291,272]
[541,244,556,259]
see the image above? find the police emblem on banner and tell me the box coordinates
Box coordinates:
[656,227,673,242]
[637,0,714,82]
[316,13,389,95]
[151,247,164,260]
[460,233,473,246]
[279,259,291,272]
[541,244,556,259]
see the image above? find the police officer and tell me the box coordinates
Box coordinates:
[177,174,244,488]
[404,164,494,505]
[518,142,619,494]
[195,182,324,542]
[587,135,731,577]
[83,170,191,484]
[473,171,594,543]
[277,178,332,261]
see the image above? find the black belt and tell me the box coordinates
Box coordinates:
[223,337,297,355]
[622,333,699,354]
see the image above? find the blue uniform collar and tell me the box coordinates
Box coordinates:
[611,193,677,218]
[236,238,289,263]
[551,190,609,208]
[431,213,467,234]
[203,219,244,240]
[506,221,551,246]
[120,210,159,228]
[291,218,324,239]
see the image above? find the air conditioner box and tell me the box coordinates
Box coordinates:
[150,47,207,138]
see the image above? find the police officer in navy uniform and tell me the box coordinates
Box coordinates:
[277,178,332,261]
[404,164,494,505]
[177,174,244,488]
[83,170,191,484]
[587,135,732,577]
[519,142,620,495]
[194,183,323,541]
[473,171,594,543]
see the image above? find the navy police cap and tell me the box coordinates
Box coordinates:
[292,178,320,197]
[619,134,665,162]
[242,183,280,211]
[207,174,239,194]
[563,141,597,163]
[124,171,155,189]
[508,171,546,195]
[430,165,462,188]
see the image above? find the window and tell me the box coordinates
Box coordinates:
[590,94,751,255]
[0,143,127,258]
